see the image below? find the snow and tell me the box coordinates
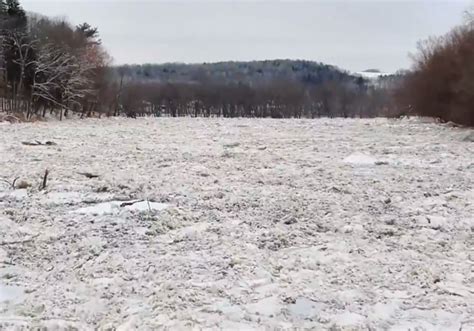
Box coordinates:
[73,201,122,216]
[42,191,85,205]
[0,117,472,329]
[73,200,169,215]
[124,200,169,212]
[0,285,23,303]
[0,189,27,201]
[343,152,379,165]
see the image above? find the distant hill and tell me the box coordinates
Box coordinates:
[113,60,366,87]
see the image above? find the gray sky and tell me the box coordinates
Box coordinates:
[21,0,472,72]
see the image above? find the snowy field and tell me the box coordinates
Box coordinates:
[0,117,473,330]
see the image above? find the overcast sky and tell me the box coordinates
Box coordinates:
[21,0,471,72]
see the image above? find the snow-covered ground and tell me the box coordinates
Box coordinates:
[0,117,473,330]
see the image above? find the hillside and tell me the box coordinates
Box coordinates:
[114,60,366,86]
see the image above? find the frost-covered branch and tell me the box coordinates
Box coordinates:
[31,43,98,113]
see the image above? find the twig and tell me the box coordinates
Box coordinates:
[119,200,140,207]
[77,172,99,179]
[0,176,20,189]
[11,177,19,189]
[22,141,41,146]
[40,169,49,190]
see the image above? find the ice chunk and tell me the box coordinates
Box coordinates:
[0,285,23,303]
[344,152,378,166]
[73,200,169,216]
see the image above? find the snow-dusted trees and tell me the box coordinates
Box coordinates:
[29,44,93,119]
[114,61,396,119]
[0,0,111,119]
[114,79,393,119]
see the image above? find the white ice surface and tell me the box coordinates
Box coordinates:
[0,117,472,330]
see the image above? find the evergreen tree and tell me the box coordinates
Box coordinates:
[0,1,7,14]
[6,0,26,29]
[0,1,9,29]
[76,22,101,44]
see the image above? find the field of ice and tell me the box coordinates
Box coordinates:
[0,117,473,330]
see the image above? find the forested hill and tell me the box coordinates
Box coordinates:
[113,60,365,86]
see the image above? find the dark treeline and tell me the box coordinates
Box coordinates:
[118,79,399,119]
[115,61,401,118]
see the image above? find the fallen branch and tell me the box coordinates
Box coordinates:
[0,114,21,123]
[22,141,57,146]
[0,234,40,246]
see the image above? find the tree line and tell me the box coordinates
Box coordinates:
[1,0,471,125]
[118,80,398,119]
[0,0,399,120]
[114,60,402,119]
